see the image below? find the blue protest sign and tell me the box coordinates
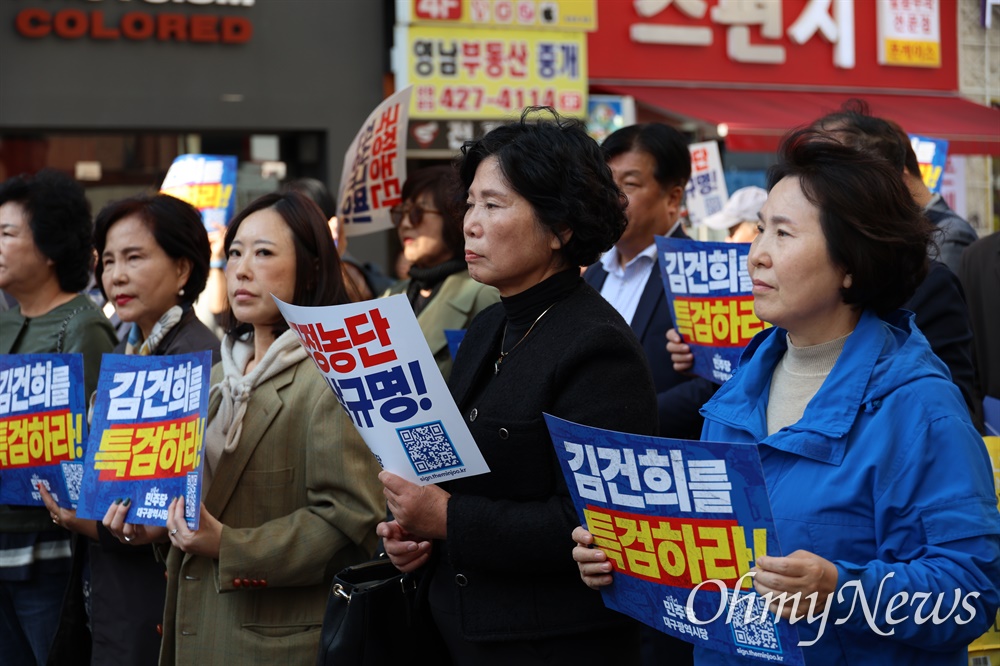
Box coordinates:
[0,354,87,508]
[546,413,804,665]
[76,351,211,529]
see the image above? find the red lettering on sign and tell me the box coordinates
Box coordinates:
[14,8,253,45]
[89,11,121,40]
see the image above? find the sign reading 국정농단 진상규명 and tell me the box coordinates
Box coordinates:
[275,293,489,486]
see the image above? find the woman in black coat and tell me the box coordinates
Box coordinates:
[377,109,659,665]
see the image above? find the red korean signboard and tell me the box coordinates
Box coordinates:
[588,0,958,91]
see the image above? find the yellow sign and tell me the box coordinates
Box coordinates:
[876,0,941,68]
[406,0,596,32]
[882,39,941,67]
[401,25,587,119]
[969,435,999,665]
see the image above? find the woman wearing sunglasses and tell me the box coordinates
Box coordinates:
[384,165,499,380]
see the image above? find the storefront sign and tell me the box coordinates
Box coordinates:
[587,94,636,143]
[15,3,252,44]
[403,0,597,31]
[588,0,958,90]
[877,0,941,67]
[407,118,503,152]
[397,24,587,118]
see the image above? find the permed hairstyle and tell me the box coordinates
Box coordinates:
[222,191,349,339]
[400,164,466,261]
[0,169,94,293]
[767,127,932,315]
[600,122,692,190]
[457,107,627,267]
[93,193,211,306]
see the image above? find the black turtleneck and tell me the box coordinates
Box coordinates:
[405,258,467,316]
[498,268,580,355]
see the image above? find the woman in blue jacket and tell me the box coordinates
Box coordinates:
[573,128,1000,665]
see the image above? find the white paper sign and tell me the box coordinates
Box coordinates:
[274,294,489,485]
[685,141,729,226]
[338,86,413,237]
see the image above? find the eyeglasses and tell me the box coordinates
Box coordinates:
[389,203,441,228]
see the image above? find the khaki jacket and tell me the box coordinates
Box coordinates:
[159,358,384,665]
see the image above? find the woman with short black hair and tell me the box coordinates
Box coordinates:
[0,169,118,666]
[377,109,658,665]
[384,164,499,380]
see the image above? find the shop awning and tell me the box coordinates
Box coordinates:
[595,85,1000,156]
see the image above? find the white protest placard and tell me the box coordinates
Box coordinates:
[274,294,489,485]
[685,141,729,226]
[338,86,413,237]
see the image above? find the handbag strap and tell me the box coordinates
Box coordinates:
[56,304,90,353]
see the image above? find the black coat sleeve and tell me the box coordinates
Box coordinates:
[905,260,983,433]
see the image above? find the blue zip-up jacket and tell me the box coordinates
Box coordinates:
[696,309,1000,666]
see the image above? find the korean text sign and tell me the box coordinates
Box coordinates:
[275,294,489,485]
[76,352,211,529]
[655,236,770,385]
[686,141,729,226]
[0,354,87,509]
[405,0,597,32]
[909,134,949,194]
[970,396,1000,660]
[338,87,412,237]
[397,25,587,119]
[160,154,238,233]
[545,413,804,665]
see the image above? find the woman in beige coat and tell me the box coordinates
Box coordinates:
[105,191,384,665]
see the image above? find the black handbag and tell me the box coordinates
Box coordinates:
[316,556,450,666]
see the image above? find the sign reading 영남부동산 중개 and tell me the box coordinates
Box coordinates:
[544,413,804,665]
[274,294,489,486]
[75,351,211,529]
[0,354,87,509]
[655,236,771,385]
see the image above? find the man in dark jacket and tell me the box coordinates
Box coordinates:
[583,123,708,666]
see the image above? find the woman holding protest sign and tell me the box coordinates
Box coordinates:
[0,170,118,666]
[383,165,499,381]
[573,128,1000,665]
[40,192,221,665]
[103,191,384,665]
[375,109,658,665]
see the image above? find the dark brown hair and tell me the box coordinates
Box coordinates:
[768,128,932,315]
[94,193,210,306]
[400,165,465,261]
[222,191,349,339]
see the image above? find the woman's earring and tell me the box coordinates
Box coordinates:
[178,287,185,296]
[843,274,853,289]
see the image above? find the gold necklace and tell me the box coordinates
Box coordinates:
[494,302,555,375]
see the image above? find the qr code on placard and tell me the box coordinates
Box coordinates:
[397,421,461,474]
[61,462,83,503]
[185,472,198,523]
[731,592,781,653]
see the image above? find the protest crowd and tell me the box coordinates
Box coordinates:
[0,99,998,666]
